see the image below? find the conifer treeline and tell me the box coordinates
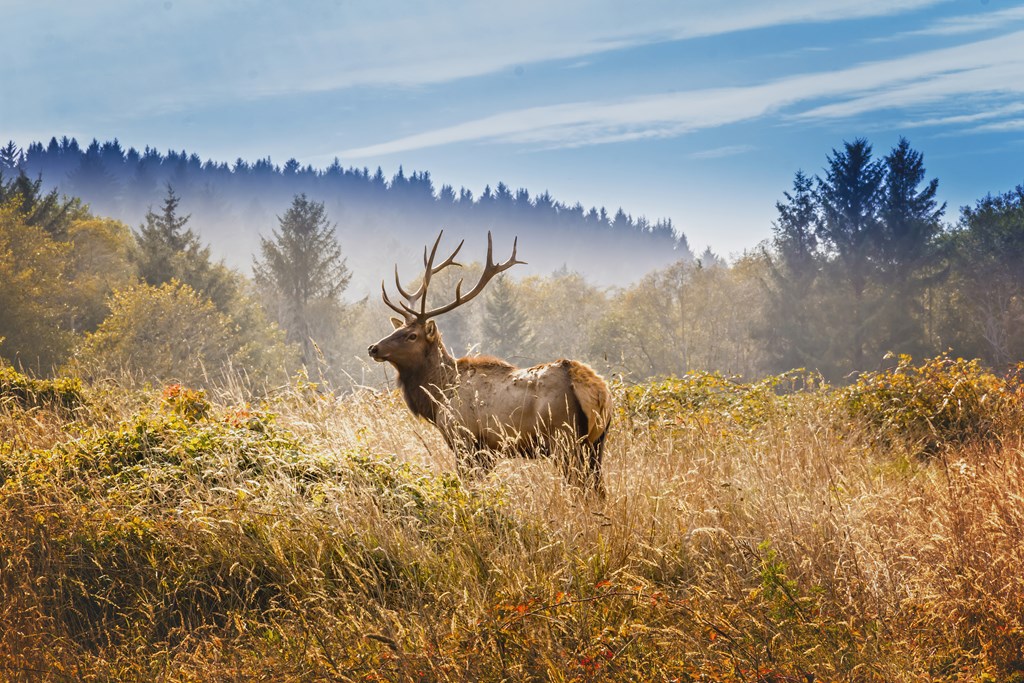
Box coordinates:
[1,137,691,289]
[2,134,1023,385]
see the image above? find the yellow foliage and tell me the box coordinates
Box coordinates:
[2,360,1024,680]
[74,281,237,386]
[842,352,1023,455]
[0,202,76,369]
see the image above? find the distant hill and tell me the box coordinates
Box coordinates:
[4,137,693,294]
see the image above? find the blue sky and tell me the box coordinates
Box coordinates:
[3,0,1024,257]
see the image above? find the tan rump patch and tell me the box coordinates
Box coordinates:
[566,361,612,443]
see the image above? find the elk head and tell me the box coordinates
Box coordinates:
[367,231,524,369]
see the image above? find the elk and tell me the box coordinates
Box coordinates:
[367,231,612,495]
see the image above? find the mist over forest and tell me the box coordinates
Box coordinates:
[2,134,1023,389]
[5,137,690,296]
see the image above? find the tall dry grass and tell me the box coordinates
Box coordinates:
[1,360,1023,681]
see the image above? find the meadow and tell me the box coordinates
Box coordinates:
[2,355,1023,682]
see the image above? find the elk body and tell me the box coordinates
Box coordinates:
[368,232,612,495]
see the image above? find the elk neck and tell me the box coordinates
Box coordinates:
[393,340,458,423]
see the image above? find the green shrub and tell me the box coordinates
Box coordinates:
[0,364,85,409]
[841,353,1023,454]
[623,370,809,428]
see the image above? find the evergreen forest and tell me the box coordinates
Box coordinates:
[2,135,1021,387]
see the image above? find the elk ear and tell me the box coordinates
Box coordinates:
[390,317,405,329]
[424,320,439,343]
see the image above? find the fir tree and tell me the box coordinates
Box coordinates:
[482,274,533,362]
[760,170,826,372]
[876,137,945,353]
[814,138,886,372]
[136,184,195,284]
[0,141,22,170]
[0,170,86,237]
[253,194,351,366]
[135,184,235,310]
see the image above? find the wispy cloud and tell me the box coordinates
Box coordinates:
[688,145,757,160]
[340,30,1024,158]
[906,5,1024,36]
[3,0,948,121]
[902,103,1024,128]
[200,0,952,98]
[970,118,1024,133]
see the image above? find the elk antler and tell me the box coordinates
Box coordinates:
[382,230,464,321]
[381,231,525,322]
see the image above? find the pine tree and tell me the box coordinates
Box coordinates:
[0,141,22,170]
[135,184,235,310]
[877,138,945,353]
[253,194,351,366]
[67,139,121,214]
[0,170,86,237]
[880,138,944,273]
[136,184,196,284]
[761,170,826,372]
[814,138,886,373]
[482,274,533,362]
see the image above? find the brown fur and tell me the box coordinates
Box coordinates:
[458,356,516,372]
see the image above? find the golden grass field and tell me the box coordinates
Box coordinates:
[2,356,1023,682]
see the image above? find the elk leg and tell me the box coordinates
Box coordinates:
[586,433,607,500]
[454,439,494,479]
[556,427,591,491]
[560,421,606,499]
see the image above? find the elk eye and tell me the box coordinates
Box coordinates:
[407,333,418,341]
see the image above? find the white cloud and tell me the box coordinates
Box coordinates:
[3,0,948,118]
[339,30,1024,158]
[971,118,1024,132]
[688,145,757,160]
[907,5,1024,36]
[901,103,1024,128]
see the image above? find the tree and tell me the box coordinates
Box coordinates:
[760,170,828,373]
[135,184,195,283]
[0,141,22,170]
[482,274,533,362]
[943,185,1024,367]
[135,184,235,310]
[517,269,606,365]
[0,202,75,371]
[66,218,139,333]
[590,257,767,379]
[66,139,121,215]
[760,137,947,378]
[75,281,237,386]
[814,139,886,374]
[876,138,945,354]
[0,170,87,237]
[253,194,351,366]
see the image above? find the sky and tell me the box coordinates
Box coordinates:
[3,0,1024,258]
